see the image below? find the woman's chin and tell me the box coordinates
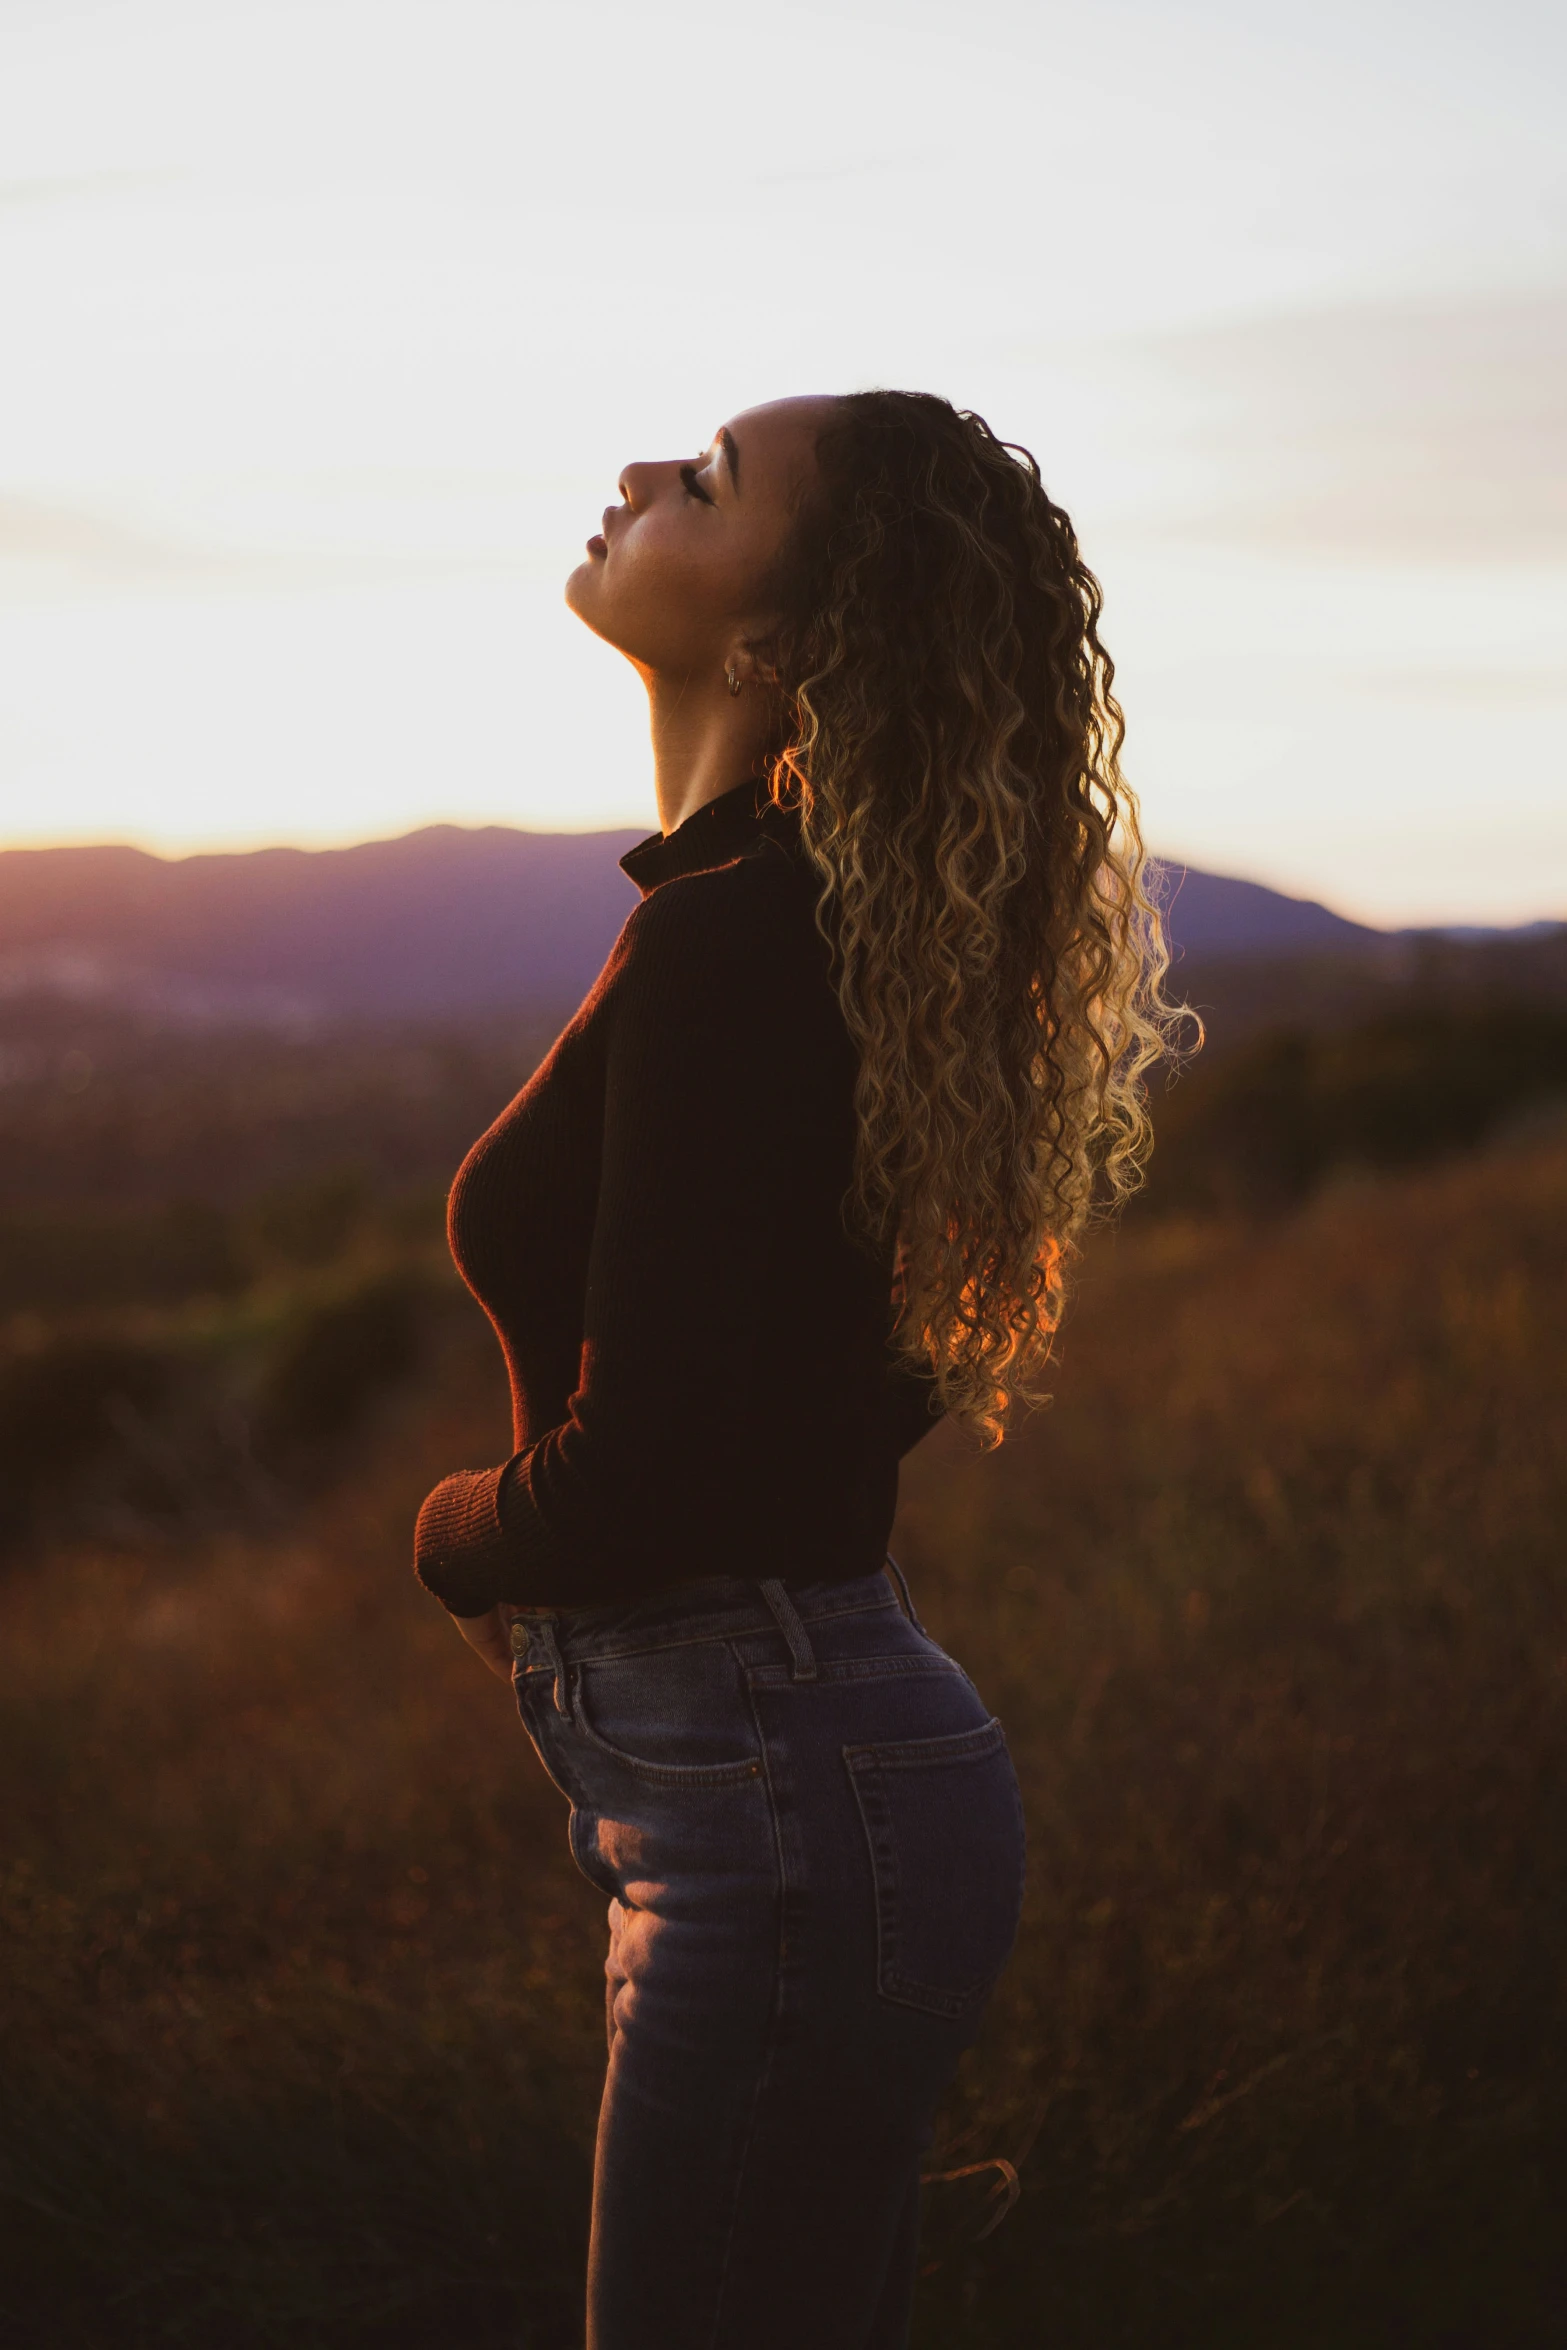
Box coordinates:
[563,556,603,617]
[563,568,631,655]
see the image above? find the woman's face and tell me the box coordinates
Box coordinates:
[565,395,835,680]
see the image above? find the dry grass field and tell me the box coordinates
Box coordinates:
[2,1135,1565,2348]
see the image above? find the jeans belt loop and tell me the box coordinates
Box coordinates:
[884,1552,928,1636]
[532,1617,573,1722]
[758,1578,818,1682]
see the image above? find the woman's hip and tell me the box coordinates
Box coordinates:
[513,1567,1026,2023]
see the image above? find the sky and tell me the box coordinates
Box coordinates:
[0,0,1564,924]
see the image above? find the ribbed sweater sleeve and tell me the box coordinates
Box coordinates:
[415,853,865,1615]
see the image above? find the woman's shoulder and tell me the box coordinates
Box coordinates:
[589,842,841,1064]
[619,837,824,979]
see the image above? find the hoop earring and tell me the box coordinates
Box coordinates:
[725,667,742,697]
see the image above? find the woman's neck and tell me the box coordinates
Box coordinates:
[645,665,775,837]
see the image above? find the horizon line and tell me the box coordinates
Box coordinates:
[0,817,1562,939]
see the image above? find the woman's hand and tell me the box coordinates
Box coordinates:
[451,1604,517,1680]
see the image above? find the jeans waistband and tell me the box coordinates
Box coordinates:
[507,1562,918,1672]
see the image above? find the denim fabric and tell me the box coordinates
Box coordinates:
[509,1564,1027,2350]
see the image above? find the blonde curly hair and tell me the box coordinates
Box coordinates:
[761,390,1184,1444]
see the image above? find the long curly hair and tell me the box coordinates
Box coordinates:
[760,389,1185,1445]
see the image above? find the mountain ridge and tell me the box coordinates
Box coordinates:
[0,822,1551,1026]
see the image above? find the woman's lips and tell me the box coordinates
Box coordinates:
[586,501,619,559]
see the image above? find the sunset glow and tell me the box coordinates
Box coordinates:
[1,0,1563,923]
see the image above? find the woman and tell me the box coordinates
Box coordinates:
[413,390,1173,2348]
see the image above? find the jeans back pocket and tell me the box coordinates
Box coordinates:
[845,1718,1026,2019]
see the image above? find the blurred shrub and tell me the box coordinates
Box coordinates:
[0,1337,173,1541]
[251,1273,426,1476]
[0,1271,438,1551]
[1147,1000,1567,1215]
[0,1178,450,1325]
[247,1170,373,1271]
[0,1201,244,1316]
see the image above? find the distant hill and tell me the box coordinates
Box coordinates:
[0,827,649,1023]
[0,822,1546,1026]
[1154,863,1379,960]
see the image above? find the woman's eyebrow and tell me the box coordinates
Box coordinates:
[717,426,741,490]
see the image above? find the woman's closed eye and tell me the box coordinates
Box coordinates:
[680,462,716,507]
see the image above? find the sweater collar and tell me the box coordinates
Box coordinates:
[618,777,802,900]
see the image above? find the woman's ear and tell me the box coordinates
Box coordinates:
[729,632,782,692]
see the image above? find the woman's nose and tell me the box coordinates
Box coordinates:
[618,460,654,510]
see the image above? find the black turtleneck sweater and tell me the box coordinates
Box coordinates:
[413,778,942,1618]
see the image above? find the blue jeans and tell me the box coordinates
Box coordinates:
[509,1562,1027,2350]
